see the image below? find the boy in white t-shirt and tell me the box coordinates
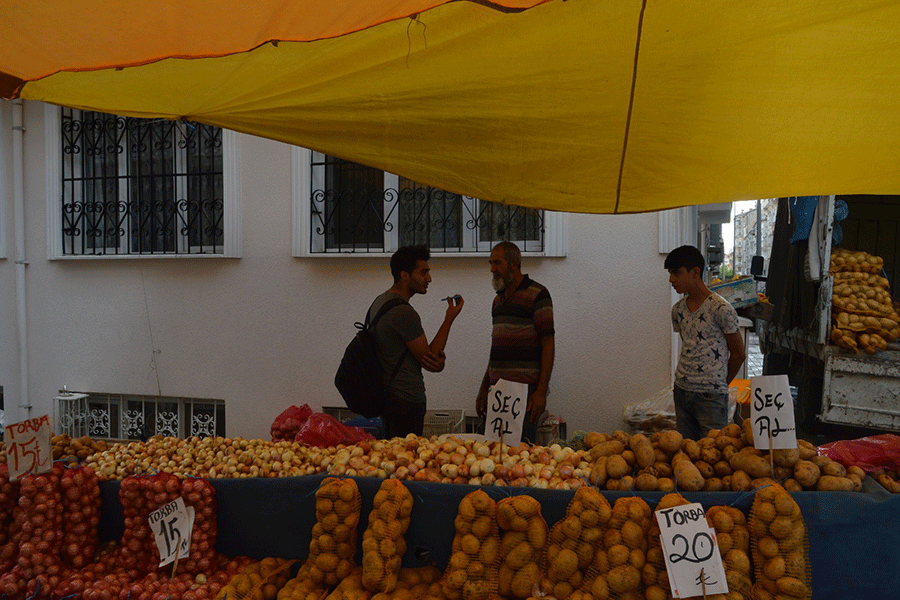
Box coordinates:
[665,245,747,440]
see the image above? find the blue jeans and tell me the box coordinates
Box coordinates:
[673,386,729,441]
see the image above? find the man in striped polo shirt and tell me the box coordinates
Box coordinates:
[476,242,555,443]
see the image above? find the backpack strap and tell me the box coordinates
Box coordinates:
[364,297,411,386]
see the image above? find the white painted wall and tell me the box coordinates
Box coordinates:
[0,100,674,439]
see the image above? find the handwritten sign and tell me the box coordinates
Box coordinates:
[485,379,528,444]
[4,415,52,480]
[750,375,797,449]
[656,503,728,598]
[149,497,194,567]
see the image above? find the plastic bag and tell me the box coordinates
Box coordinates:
[624,387,676,433]
[294,413,374,447]
[817,434,900,473]
[270,404,313,441]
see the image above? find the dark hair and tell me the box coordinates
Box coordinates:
[664,245,705,272]
[391,245,430,281]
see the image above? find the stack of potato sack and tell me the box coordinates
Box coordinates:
[310,478,361,587]
[441,489,500,600]
[583,496,652,600]
[362,479,414,593]
[749,484,812,600]
[537,487,609,600]
[496,495,547,600]
[830,248,900,353]
[705,505,752,600]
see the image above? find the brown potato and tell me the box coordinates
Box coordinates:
[629,434,656,470]
[656,430,684,454]
[606,454,630,479]
[793,460,821,488]
[816,475,855,491]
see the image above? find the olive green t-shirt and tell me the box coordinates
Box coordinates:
[367,291,426,404]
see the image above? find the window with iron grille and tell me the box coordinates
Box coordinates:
[54,392,225,440]
[295,149,564,255]
[48,106,241,258]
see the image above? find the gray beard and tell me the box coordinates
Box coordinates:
[492,273,512,292]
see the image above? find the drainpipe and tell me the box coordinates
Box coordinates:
[12,99,30,421]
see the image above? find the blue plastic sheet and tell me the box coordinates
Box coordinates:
[98,475,900,599]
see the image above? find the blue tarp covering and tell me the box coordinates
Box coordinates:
[99,475,900,599]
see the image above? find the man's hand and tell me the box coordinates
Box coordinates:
[420,350,446,372]
[444,295,464,321]
[528,388,547,423]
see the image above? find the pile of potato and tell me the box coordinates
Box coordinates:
[362,479,413,593]
[584,421,863,494]
[442,490,500,600]
[830,248,900,353]
[309,478,360,587]
[496,495,547,599]
[748,484,811,600]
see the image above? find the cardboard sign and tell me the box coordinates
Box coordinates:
[656,503,729,598]
[485,379,528,444]
[4,415,53,480]
[750,375,797,449]
[149,497,194,567]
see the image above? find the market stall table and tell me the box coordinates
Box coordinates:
[97,475,900,599]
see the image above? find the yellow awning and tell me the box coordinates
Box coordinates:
[3,0,900,214]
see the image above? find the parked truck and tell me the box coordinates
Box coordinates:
[758,195,900,433]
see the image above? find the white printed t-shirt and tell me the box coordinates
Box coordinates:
[672,292,739,394]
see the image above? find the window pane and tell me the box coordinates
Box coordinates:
[186,125,224,249]
[397,179,462,248]
[61,109,223,255]
[477,201,544,248]
[308,154,544,254]
[312,156,385,249]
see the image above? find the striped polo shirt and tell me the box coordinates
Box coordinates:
[489,275,555,385]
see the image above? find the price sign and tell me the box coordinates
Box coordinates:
[4,415,52,480]
[656,503,728,598]
[484,379,528,444]
[750,375,797,450]
[149,497,194,567]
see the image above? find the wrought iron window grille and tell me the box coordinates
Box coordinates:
[309,154,545,254]
[60,109,225,255]
[54,392,225,441]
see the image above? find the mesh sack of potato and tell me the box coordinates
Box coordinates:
[640,493,691,600]
[441,489,501,600]
[373,566,443,600]
[540,486,611,600]
[362,479,414,593]
[215,557,297,600]
[748,484,811,600]
[277,561,333,600]
[496,495,548,599]
[830,248,884,274]
[577,495,649,600]
[705,505,752,600]
[309,477,361,587]
[324,568,371,600]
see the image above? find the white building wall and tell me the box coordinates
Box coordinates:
[1,101,673,439]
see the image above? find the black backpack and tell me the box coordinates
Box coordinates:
[335,298,410,419]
